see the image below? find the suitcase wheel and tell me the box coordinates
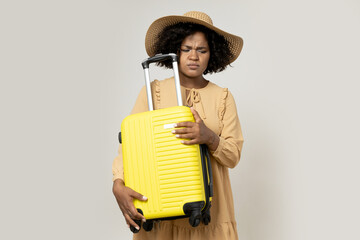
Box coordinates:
[189,209,201,227]
[202,210,211,225]
[143,220,154,232]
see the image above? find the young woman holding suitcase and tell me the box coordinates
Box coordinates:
[113,11,244,240]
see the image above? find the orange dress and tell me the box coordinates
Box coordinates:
[112,78,244,240]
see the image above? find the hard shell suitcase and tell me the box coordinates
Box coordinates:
[119,54,213,233]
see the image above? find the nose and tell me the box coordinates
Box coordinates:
[189,50,199,60]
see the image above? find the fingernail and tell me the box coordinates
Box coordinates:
[142,218,146,222]
[136,226,139,230]
[174,123,177,127]
[142,196,148,200]
[180,140,185,144]
[175,135,180,138]
[127,224,130,228]
[171,130,175,134]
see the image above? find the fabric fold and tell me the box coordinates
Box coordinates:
[153,79,161,109]
[218,88,228,133]
[185,88,206,119]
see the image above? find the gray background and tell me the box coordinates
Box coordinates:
[1,0,359,239]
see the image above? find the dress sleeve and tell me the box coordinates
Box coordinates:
[112,86,149,181]
[211,89,244,168]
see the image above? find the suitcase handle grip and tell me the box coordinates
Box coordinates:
[141,53,182,111]
[141,53,178,69]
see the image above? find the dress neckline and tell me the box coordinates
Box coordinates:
[181,81,211,91]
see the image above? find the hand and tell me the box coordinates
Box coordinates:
[112,179,147,230]
[172,107,219,151]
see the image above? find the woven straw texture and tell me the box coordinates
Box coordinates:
[145,11,243,63]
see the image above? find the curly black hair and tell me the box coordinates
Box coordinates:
[153,22,234,75]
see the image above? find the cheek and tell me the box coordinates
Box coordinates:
[203,55,210,68]
[179,58,186,70]
[179,54,187,66]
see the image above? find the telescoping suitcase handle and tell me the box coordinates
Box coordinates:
[141,53,183,111]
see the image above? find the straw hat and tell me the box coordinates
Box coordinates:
[145,11,243,63]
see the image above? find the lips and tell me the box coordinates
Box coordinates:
[187,64,199,70]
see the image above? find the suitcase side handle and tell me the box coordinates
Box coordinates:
[200,144,213,209]
[204,145,213,197]
[141,53,183,111]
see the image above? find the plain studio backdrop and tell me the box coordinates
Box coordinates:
[1,0,359,239]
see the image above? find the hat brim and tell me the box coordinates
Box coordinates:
[145,15,243,63]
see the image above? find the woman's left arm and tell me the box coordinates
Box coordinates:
[210,91,244,168]
[173,91,244,168]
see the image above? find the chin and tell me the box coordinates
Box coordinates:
[185,74,202,79]
[184,71,203,78]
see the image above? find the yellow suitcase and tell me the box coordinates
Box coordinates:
[119,54,213,233]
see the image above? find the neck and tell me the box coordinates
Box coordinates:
[179,73,208,89]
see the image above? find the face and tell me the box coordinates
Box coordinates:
[178,31,210,80]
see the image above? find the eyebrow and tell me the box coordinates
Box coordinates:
[181,45,208,50]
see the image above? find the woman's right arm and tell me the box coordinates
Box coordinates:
[112,179,147,230]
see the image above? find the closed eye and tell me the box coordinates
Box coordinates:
[180,48,208,54]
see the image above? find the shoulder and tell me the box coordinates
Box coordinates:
[150,77,175,90]
[204,81,231,101]
[205,82,238,116]
[152,77,173,85]
[206,81,227,92]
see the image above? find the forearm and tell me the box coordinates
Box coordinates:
[211,136,243,168]
[206,130,220,152]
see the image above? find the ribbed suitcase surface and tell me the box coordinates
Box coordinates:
[122,106,205,219]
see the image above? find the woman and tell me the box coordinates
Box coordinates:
[112,11,244,240]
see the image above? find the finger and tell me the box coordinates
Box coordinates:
[125,214,140,231]
[126,202,146,222]
[128,205,146,222]
[117,199,133,218]
[175,133,194,139]
[172,128,191,134]
[125,218,130,228]
[127,209,133,218]
[119,205,128,216]
[129,189,148,202]
[115,198,123,210]
[181,139,199,145]
[134,211,146,222]
[175,121,194,128]
[190,107,202,123]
